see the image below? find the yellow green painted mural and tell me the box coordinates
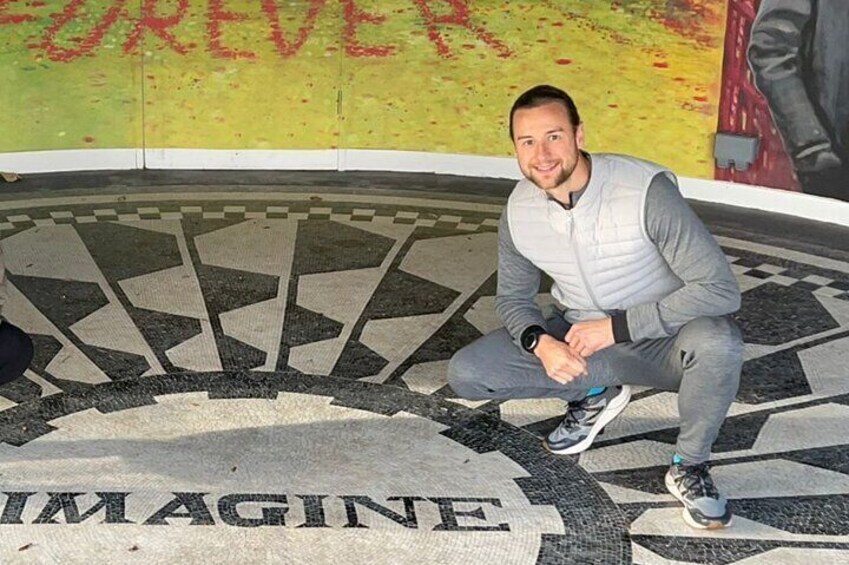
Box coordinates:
[1,0,727,178]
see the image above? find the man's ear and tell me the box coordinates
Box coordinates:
[575,123,585,150]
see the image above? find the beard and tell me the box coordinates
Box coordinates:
[526,159,578,191]
[531,168,569,191]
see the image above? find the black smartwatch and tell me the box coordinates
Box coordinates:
[520,325,548,353]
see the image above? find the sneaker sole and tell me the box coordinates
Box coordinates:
[664,471,733,530]
[544,385,632,455]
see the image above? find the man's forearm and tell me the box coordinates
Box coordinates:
[624,280,740,341]
[495,295,548,343]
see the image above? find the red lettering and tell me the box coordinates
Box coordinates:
[207,0,254,59]
[124,0,191,55]
[412,0,512,59]
[341,0,394,57]
[0,0,37,25]
[21,0,514,63]
[38,0,128,62]
[260,0,324,58]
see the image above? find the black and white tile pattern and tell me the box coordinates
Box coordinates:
[1,185,848,564]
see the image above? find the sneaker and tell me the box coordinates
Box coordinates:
[665,460,732,529]
[543,385,631,455]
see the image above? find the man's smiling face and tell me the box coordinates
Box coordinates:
[512,101,585,193]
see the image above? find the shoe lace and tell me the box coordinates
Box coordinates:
[562,395,601,429]
[675,462,719,499]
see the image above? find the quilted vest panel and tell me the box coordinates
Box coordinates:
[507,154,683,322]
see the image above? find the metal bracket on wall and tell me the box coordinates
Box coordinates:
[714,133,760,171]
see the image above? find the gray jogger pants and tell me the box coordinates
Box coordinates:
[447,315,743,463]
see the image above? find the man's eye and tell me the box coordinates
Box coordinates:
[549,134,561,141]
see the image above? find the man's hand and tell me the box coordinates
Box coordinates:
[534,335,587,384]
[566,318,615,358]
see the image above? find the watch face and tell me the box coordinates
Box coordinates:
[522,331,538,352]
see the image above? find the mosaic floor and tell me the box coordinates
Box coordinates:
[1,172,848,564]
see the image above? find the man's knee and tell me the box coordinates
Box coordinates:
[678,316,743,365]
[680,316,742,347]
[0,322,34,385]
[447,344,484,399]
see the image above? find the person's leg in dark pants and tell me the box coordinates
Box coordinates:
[0,321,34,386]
[447,314,631,454]
[448,314,743,529]
[448,315,609,402]
[449,315,743,460]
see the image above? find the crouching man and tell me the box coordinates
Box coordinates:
[448,85,743,530]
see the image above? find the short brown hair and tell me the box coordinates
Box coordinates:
[509,85,581,140]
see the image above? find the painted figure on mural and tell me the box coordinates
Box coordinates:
[448,85,743,529]
[0,248,34,387]
[748,0,849,201]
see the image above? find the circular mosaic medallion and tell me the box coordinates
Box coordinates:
[0,372,628,563]
[2,188,849,564]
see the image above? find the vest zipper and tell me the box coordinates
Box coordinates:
[570,216,604,311]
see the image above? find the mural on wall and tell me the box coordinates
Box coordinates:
[11,0,839,201]
[716,0,848,202]
[8,0,845,204]
[1,1,729,178]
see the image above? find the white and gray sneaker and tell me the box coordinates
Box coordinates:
[665,460,732,529]
[543,385,632,455]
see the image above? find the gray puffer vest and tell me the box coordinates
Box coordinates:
[507,153,683,323]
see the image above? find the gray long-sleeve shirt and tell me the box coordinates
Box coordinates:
[495,172,741,343]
